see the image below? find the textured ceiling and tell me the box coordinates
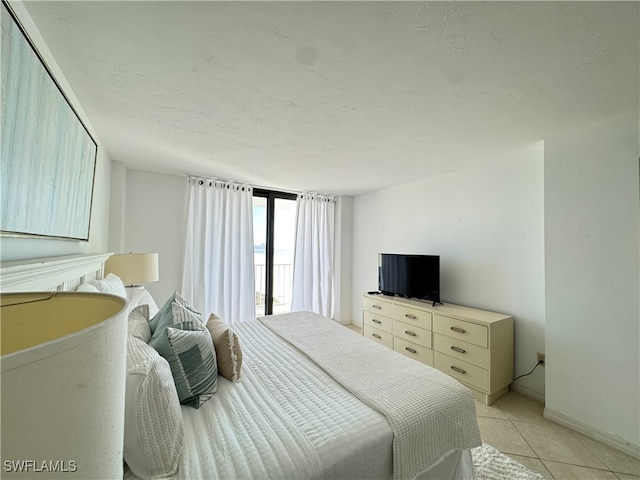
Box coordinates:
[21,1,640,195]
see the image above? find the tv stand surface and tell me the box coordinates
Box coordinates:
[361,293,513,405]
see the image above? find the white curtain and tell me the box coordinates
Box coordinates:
[291,193,335,317]
[182,178,255,323]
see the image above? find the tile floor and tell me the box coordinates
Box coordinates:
[477,391,639,479]
[346,323,640,479]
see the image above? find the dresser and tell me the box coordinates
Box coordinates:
[362,293,513,405]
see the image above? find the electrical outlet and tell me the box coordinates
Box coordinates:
[537,352,545,365]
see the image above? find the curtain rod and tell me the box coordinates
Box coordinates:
[186,175,336,200]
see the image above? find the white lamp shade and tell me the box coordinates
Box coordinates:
[1,292,128,479]
[104,253,159,286]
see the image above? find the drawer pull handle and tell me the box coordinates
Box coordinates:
[405,314,417,320]
[451,346,466,354]
[450,326,466,334]
[405,347,417,354]
[372,333,381,339]
[372,304,382,309]
[404,330,417,337]
[451,366,466,374]
[372,319,382,324]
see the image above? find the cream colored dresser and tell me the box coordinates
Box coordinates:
[362,293,513,405]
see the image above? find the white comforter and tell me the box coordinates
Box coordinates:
[177,318,394,480]
[125,313,480,480]
[260,312,482,480]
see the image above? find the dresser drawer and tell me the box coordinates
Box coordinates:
[433,333,489,369]
[434,352,488,391]
[393,320,432,348]
[393,337,433,366]
[393,305,432,330]
[433,314,488,348]
[363,310,393,334]
[363,325,393,348]
[363,296,393,317]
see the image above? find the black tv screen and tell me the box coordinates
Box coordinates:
[378,254,440,303]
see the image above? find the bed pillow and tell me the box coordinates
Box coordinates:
[77,273,128,299]
[149,303,218,408]
[125,336,183,480]
[127,287,160,318]
[128,304,152,343]
[149,291,200,333]
[76,282,99,293]
[206,313,243,382]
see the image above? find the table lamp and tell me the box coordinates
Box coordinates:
[1,292,128,478]
[104,253,159,288]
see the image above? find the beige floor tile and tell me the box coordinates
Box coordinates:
[495,390,546,424]
[615,474,640,480]
[477,416,537,457]
[345,324,362,334]
[543,460,619,480]
[509,454,554,479]
[579,436,640,476]
[515,421,608,469]
[474,399,510,420]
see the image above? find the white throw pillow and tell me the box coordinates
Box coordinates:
[76,282,99,293]
[77,273,127,299]
[128,305,152,344]
[124,336,183,479]
[127,288,160,317]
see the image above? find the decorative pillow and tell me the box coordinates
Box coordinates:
[149,292,200,333]
[149,302,218,408]
[77,273,127,299]
[124,336,183,480]
[128,304,152,343]
[127,288,160,318]
[76,283,99,293]
[206,313,243,382]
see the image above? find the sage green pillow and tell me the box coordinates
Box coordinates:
[149,317,218,408]
[150,292,200,333]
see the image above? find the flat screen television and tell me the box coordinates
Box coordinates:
[378,253,440,305]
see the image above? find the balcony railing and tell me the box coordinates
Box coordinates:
[255,263,293,314]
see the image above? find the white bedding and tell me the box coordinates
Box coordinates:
[130,318,395,480]
[125,313,479,480]
[261,312,482,479]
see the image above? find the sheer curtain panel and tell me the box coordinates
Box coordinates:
[291,194,335,318]
[182,178,256,323]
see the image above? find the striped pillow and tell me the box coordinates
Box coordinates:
[128,304,151,343]
[149,303,218,408]
[149,291,200,333]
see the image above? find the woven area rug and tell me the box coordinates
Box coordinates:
[472,443,544,480]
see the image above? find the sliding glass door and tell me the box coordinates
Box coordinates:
[253,190,297,315]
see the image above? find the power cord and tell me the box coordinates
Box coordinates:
[513,360,543,382]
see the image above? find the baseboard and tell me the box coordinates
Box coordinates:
[509,383,545,403]
[544,407,640,460]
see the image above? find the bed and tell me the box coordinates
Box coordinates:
[0,254,482,480]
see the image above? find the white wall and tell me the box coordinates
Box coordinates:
[1,2,111,262]
[108,166,188,303]
[544,115,640,455]
[352,142,546,398]
[333,195,353,324]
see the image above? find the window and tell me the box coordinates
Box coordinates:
[253,190,297,315]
